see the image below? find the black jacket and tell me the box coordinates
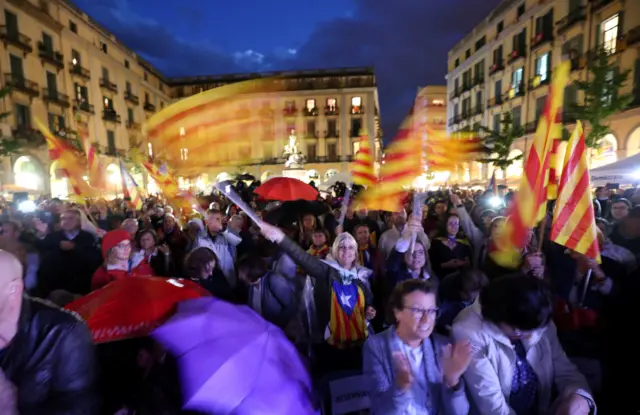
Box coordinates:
[0,296,98,415]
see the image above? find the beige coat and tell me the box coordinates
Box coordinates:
[452,301,594,414]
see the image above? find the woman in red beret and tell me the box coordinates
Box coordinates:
[91,229,155,291]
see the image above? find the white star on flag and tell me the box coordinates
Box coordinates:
[339,293,352,307]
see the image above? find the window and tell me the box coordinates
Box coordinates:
[127,108,134,123]
[462,97,471,116]
[474,60,485,81]
[46,71,57,92]
[327,119,338,137]
[517,3,525,17]
[351,96,362,114]
[106,130,116,154]
[305,99,316,110]
[69,20,77,33]
[286,124,295,135]
[326,98,337,111]
[9,54,23,78]
[327,143,338,160]
[4,11,18,34]
[144,92,150,103]
[493,113,501,132]
[602,14,619,54]
[42,32,53,52]
[71,49,81,66]
[104,96,114,109]
[432,99,444,106]
[75,83,89,102]
[125,81,132,93]
[535,53,550,83]
[453,103,459,117]
[14,104,30,127]
[495,79,502,102]
[102,66,109,81]
[351,118,362,137]
[48,113,64,132]
[475,91,483,112]
[475,36,486,52]
[512,67,524,93]
[353,141,361,155]
[497,21,504,34]
[144,72,148,81]
[306,120,316,138]
[512,106,522,129]
[603,69,614,105]
[493,46,503,67]
[455,58,460,68]
[564,84,578,109]
[465,49,471,59]
[285,100,295,111]
[306,145,317,160]
[124,59,130,69]
[101,41,108,53]
[535,96,546,121]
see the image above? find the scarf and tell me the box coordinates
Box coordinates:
[322,259,359,285]
[308,244,329,259]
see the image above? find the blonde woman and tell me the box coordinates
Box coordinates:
[260,222,376,373]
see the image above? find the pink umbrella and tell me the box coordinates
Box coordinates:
[153,298,319,415]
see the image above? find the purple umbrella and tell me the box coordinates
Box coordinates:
[153,297,319,415]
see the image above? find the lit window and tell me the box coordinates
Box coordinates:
[535,52,549,82]
[179,127,185,136]
[180,148,188,160]
[432,99,445,106]
[353,141,361,154]
[285,101,295,110]
[602,14,619,54]
[148,143,153,157]
[327,98,337,109]
[511,68,523,93]
[351,96,362,107]
[305,99,316,110]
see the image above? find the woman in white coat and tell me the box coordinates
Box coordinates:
[452,277,595,415]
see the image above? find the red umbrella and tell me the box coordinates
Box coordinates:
[65,276,211,343]
[254,177,318,201]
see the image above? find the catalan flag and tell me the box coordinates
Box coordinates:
[359,113,421,212]
[489,61,570,268]
[327,280,368,349]
[424,128,486,171]
[35,118,96,199]
[351,133,376,187]
[119,160,143,210]
[550,121,601,262]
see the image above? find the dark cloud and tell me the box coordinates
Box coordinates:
[76,0,502,140]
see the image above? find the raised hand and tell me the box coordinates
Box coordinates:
[258,221,285,244]
[392,351,413,392]
[441,340,473,388]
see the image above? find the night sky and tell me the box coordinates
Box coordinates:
[73,0,502,140]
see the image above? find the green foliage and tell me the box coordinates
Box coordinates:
[478,111,524,175]
[571,46,633,148]
[0,86,20,156]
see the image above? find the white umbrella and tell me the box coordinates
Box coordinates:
[322,172,352,188]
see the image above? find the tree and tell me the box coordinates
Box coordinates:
[571,46,633,148]
[0,86,22,157]
[478,111,524,181]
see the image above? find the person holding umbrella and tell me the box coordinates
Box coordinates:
[259,221,376,373]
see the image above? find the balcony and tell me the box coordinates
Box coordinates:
[488,96,503,107]
[282,107,296,117]
[556,7,586,34]
[503,83,525,101]
[528,75,550,90]
[507,48,526,64]
[570,55,586,71]
[11,126,45,147]
[4,73,39,97]
[324,106,338,116]
[99,78,118,93]
[325,129,339,138]
[42,88,70,108]
[448,114,462,126]
[449,86,462,100]
[0,26,33,54]
[126,120,141,130]
[303,107,318,116]
[472,74,485,87]
[461,82,472,93]
[524,121,538,134]
[74,100,94,114]
[625,26,640,47]
[350,105,364,115]
[69,63,90,80]
[489,62,504,76]
[124,91,140,106]
[531,32,554,50]
[143,102,156,112]
[102,109,121,123]
[38,43,64,70]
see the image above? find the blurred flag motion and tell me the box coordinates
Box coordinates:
[489,61,571,268]
[351,132,377,187]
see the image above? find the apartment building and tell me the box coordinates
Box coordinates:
[446,0,640,184]
[0,0,381,195]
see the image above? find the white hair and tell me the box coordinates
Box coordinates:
[330,232,358,268]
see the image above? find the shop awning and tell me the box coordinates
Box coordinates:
[590,153,640,186]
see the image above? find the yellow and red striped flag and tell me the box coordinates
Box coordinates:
[35,118,96,199]
[351,133,376,187]
[359,112,421,212]
[425,128,486,171]
[550,121,601,262]
[119,159,143,210]
[489,61,570,267]
[74,113,104,190]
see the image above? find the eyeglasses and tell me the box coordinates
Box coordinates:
[338,245,356,252]
[404,306,439,320]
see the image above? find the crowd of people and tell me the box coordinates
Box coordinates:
[0,181,638,414]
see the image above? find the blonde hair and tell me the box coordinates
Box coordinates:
[330,232,358,268]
